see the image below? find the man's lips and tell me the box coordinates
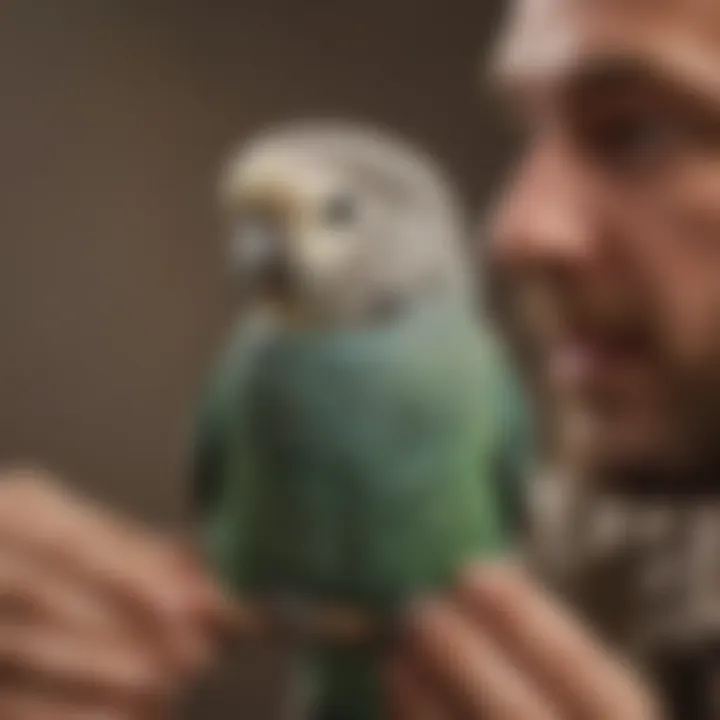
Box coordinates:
[548,334,651,389]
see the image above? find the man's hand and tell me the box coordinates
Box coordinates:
[0,468,230,719]
[387,565,662,719]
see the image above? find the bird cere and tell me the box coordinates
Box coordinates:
[195,120,530,720]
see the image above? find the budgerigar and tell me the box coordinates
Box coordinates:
[193,122,532,720]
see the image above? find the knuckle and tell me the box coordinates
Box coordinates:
[138,574,218,629]
[136,584,188,626]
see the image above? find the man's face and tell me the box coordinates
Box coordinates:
[489,0,720,489]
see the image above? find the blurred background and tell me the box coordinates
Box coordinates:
[0,2,506,716]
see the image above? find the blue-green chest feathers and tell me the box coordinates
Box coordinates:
[219,304,514,606]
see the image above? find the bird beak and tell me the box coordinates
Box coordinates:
[228,191,299,303]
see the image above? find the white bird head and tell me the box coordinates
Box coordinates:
[219,121,470,329]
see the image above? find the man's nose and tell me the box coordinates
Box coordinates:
[488,137,599,272]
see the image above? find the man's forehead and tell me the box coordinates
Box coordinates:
[492,0,720,100]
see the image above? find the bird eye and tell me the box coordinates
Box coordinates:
[323,193,357,227]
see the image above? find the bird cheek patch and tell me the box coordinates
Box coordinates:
[294,229,354,282]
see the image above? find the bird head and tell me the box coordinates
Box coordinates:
[219,121,469,329]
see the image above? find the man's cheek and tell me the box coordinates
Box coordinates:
[617,202,720,374]
[650,164,720,362]
[656,262,720,374]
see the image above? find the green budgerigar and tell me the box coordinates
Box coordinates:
[194,122,531,720]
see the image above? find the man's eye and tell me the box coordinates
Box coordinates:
[323,194,357,227]
[578,107,678,171]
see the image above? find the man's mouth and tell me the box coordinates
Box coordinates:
[547,330,652,392]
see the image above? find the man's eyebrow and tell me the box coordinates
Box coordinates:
[488,48,720,118]
[565,53,720,133]
[563,55,672,96]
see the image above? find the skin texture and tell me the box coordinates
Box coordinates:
[0,469,230,720]
[488,0,720,490]
[387,0,720,716]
